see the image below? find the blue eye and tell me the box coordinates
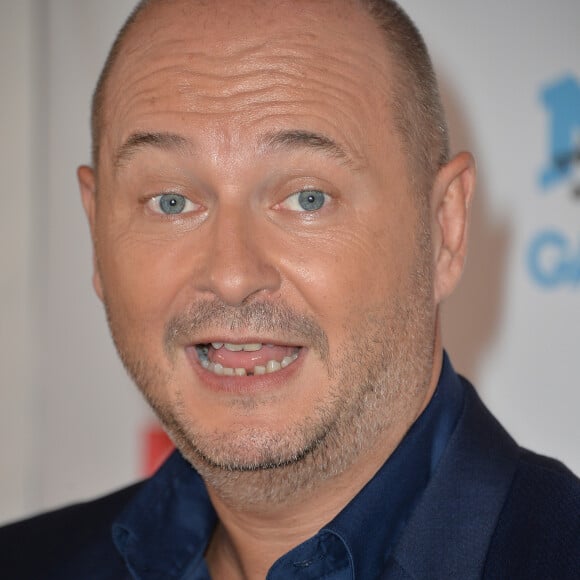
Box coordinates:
[298,190,326,211]
[159,194,186,214]
[282,189,329,212]
[149,193,197,215]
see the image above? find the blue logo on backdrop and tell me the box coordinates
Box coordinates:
[528,74,580,289]
[538,75,580,194]
[528,230,580,288]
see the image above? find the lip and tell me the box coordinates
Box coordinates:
[185,344,306,395]
[186,335,305,349]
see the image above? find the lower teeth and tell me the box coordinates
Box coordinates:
[198,350,298,376]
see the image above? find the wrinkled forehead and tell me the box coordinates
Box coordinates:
[100,0,398,167]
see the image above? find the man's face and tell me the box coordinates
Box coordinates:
[81,0,440,497]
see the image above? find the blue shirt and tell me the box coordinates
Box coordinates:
[112,354,465,579]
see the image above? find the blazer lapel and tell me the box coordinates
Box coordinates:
[387,380,520,579]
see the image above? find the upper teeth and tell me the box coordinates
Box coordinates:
[212,342,263,352]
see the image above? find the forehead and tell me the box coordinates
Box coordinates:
[101,0,399,168]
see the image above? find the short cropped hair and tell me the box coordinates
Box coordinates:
[91,0,152,167]
[361,0,450,191]
[91,0,449,194]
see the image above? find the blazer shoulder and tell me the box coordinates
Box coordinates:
[0,481,144,579]
[484,449,580,579]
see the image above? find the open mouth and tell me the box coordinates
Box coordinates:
[195,342,301,377]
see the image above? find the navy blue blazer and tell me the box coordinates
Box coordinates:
[1,380,578,579]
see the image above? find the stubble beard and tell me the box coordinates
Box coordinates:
[104,231,436,507]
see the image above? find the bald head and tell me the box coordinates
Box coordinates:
[91,0,449,194]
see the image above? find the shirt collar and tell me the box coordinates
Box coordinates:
[113,453,216,579]
[321,351,464,578]
[113,352,464,579]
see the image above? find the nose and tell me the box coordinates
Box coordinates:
[194,203,282,306]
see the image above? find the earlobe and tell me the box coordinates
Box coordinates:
[431,152,476,304]
[78,165,104,301]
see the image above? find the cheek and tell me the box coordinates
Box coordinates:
[95,229,190,341]
[281,220,412,333]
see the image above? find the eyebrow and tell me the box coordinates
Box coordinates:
[112,128,361,170]
[114,132,190,168]
[260,129,361,168]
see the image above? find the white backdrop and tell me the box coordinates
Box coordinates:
[1,0,579,525]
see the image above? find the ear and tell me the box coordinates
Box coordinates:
[431,152,476,304]
[78,165,104,301]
